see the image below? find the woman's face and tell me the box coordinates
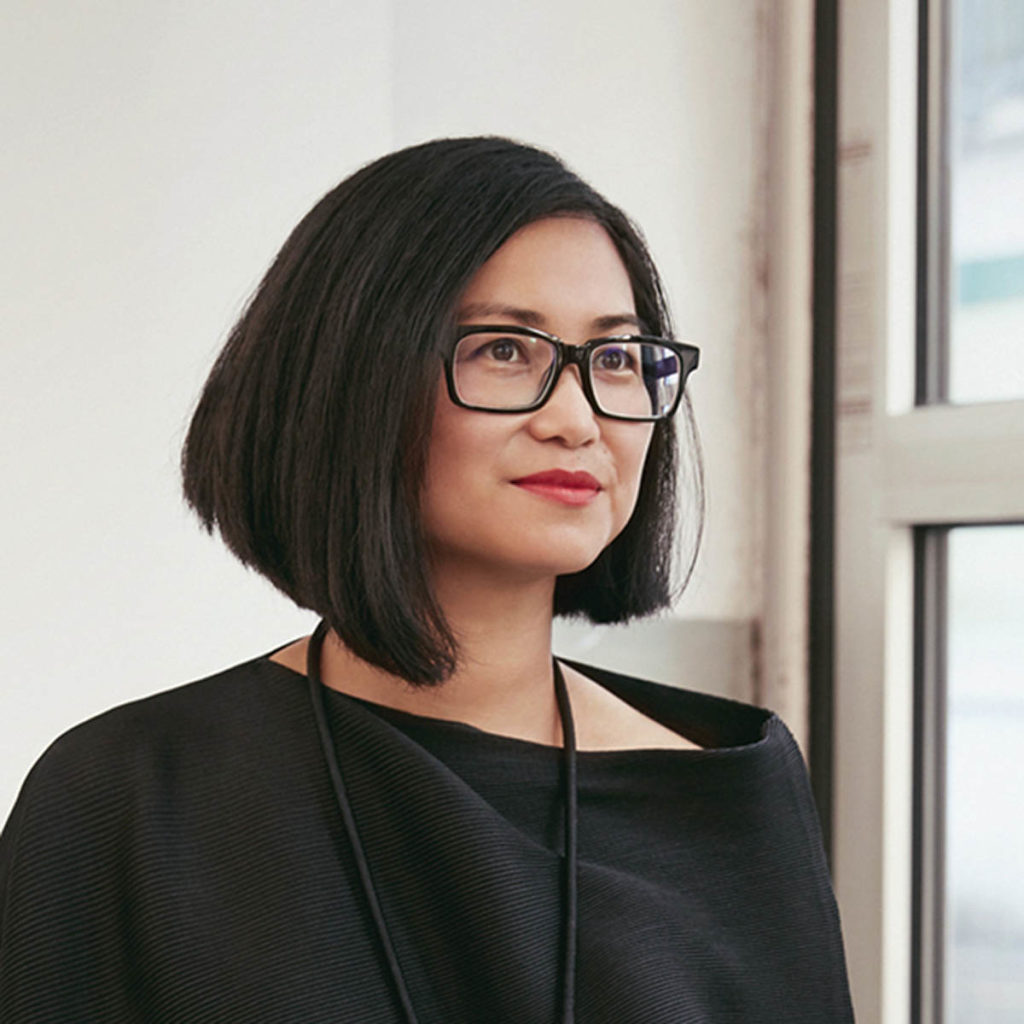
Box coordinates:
[420,216,656,587]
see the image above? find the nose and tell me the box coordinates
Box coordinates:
[525,365,600,447]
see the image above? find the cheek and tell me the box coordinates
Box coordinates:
[424,385,472,482]
[421,394,518,533]
[426,401,501,488]
[619,424,656,487]
[610,425,656,522]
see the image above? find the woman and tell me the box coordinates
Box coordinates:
[0,137,853,1022]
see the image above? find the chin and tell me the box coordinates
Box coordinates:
[511,543,609,580]
[429,523,617,584]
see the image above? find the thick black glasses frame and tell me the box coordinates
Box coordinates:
[445,324,700,422]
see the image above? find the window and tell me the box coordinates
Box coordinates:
[947,0,1024,403]
[915,2,1024,1018]
[943,526,1024,1018]
[914,526,1024,1022]
[833,2,1024,1022]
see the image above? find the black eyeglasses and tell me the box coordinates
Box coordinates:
[444,325,700,422]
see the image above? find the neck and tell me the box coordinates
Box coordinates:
[317,573,563,746]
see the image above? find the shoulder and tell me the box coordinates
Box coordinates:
[36,655,303,770]
[560,657,782,753]
[562,664,701,750]
[0,655,321,1011]
[3,656,311,847]
[562,660,828,839]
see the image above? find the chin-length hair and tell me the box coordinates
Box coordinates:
[182,136,703,685]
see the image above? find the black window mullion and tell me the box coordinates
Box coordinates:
[912,525,950,1024]
[917,0,953,406]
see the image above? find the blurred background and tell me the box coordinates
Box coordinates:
[2,2,1022,1022]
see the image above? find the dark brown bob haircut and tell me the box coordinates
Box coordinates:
[182,136,703,685]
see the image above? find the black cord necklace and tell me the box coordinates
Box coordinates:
[305,620,579,1024]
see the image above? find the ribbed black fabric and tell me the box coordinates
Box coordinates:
[0,654,854,1023]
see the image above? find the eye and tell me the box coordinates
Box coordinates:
[486,337,524,363]
[456,332,536,366]
[593,345,636,373]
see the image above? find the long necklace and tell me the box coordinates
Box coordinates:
[305,620,579,1024]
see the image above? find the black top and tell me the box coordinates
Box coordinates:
[0,654,854,1023]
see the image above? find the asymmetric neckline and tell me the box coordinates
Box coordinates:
[259,653,771,759]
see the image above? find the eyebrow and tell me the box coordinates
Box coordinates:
[457,303,646,334]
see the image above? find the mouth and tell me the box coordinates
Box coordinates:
[511,469,603,507]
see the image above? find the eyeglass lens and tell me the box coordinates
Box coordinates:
[452,332,682,419]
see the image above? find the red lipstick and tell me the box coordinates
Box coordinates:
[512,469,602,507]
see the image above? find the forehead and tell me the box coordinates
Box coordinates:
[458,217,635,324]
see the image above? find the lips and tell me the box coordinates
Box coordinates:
[511,469,602,507]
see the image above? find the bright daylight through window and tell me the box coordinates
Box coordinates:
[948,0,1024,402]
[943,525,1024,1021]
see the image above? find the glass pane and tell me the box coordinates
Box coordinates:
[948,0,1024,403]
[945,524,1024,1020]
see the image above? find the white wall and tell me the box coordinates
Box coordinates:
[1,0,776,818]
